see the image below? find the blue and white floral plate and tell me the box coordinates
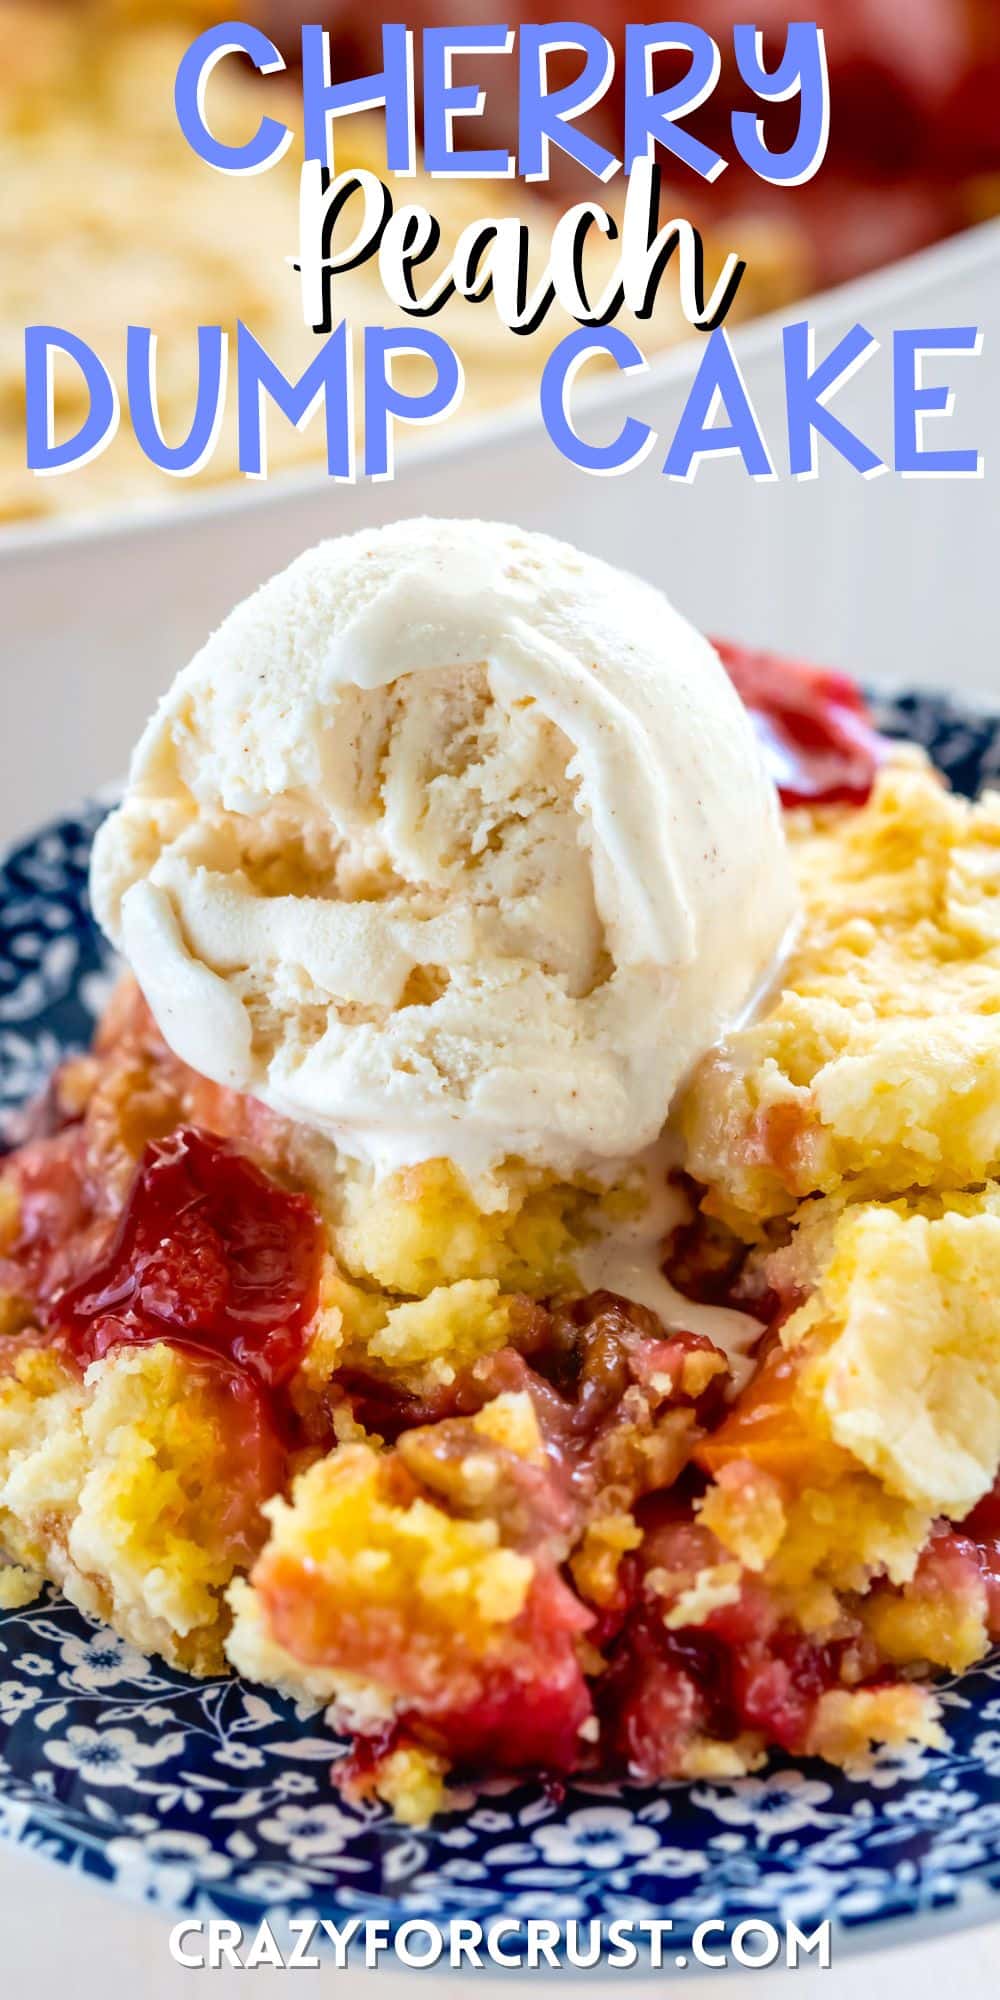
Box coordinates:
[2,690,1000,1952]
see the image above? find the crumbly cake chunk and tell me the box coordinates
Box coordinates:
[0,1343,275,1671]
[698,1185,1000,1645]
[681,763,1000,1235]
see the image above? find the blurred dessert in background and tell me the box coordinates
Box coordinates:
[0,0,801,525]
[2,0,997,527]
[287,0,1000,279]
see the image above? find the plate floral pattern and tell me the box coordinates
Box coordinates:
[2,692,1000,1951]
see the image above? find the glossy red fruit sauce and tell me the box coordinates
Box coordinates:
[939,1473,1000,1638]
[603,1571,877,1779]
[52,1128,324,1395]
[715,637,887,808]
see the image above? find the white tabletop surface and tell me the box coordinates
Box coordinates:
[0,1837,997,1995]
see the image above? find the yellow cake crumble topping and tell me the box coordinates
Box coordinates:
[682,763,1000,1235]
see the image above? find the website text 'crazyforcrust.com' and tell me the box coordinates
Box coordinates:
[168,1915,834,1971]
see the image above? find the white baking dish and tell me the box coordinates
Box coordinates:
[1,219,998,849]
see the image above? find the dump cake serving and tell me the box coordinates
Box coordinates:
[2,520,999,1826]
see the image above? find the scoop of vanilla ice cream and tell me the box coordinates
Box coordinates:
[90,519,795,1182]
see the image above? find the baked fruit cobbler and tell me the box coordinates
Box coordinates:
[2,523,999,1827]
[1,0,801,525]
